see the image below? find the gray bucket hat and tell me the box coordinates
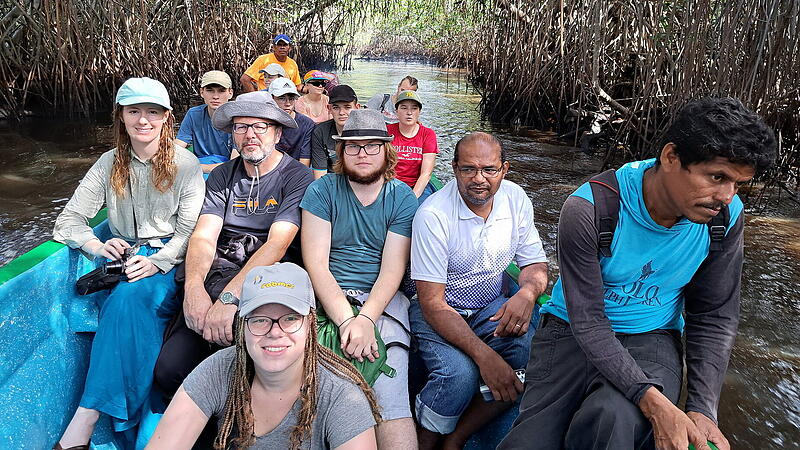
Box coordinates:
[213,91,297,133]
[332,109,393,142]
[239,263,315,317]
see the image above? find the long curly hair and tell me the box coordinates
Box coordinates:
[109,103,177,196]
[215,310,382,450]
[332,141,397,182]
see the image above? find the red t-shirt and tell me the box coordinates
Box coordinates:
[387,123,439,187]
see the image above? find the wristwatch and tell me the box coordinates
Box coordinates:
[219,291,240,306]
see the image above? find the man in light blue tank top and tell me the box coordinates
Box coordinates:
[500,98,777,450]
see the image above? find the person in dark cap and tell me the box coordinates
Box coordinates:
[154,91,314,399]
[310,84,360,179]
[240,34,301,92]
[301,109,419,449]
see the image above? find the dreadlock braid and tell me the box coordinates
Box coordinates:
[288,310,319,450]
[317,345,383,424]
[215,317,256,450]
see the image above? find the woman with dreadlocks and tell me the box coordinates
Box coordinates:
[147,262,381,450]
[52,77,205,449]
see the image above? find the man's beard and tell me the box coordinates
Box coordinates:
[240,142,274,166]
[460,181,492,206]
[343,159,388,185]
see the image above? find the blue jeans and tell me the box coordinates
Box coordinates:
[410,294,539,434]
[79,244,179,432]
[418,182,435,205]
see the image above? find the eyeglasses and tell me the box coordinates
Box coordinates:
[456,166,503,178]
[344,143,383,156]
[307,80,327,87]
[245,313,305,336]
[231,122,276,134]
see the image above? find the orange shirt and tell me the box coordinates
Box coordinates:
[243,53,301,90]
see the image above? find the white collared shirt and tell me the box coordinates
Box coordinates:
[411,179,547,309]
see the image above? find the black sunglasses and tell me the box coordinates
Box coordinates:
[307,80,328,87]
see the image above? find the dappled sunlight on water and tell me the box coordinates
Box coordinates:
[0,60,797,446]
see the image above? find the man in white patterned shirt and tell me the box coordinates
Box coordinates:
[410,132,549,449]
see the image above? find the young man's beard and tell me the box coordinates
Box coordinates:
[343,159,388,185]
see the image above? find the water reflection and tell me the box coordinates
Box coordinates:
[0,60,797,447]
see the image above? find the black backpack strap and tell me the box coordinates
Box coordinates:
[379,93,391,112]
[588,169,620,258]
[707,205,729,252]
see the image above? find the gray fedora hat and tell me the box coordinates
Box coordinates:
[332,109,393,142]
[212,91,297,133]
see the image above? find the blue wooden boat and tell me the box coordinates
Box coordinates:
[0,174,545,449]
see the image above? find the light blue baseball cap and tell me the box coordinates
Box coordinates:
[115,77,172,110]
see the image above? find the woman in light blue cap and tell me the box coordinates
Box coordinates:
[52,77,205,449]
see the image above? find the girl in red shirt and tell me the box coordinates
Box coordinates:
[386,91,439,202]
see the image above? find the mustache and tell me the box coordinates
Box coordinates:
[467,182,490,190]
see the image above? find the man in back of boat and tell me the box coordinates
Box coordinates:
[240,34,301,92]
[310,84,360,178]
[499,98,777,450]
[269,77,314,167]
[410,131,548,449]
[301,109,419,449]
[153,91,314,397]
[367,75,419,124]
[175,70,235,173]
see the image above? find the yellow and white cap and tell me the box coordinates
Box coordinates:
[239,263,314,317]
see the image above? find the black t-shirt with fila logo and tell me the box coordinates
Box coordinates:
[202,153,313,246]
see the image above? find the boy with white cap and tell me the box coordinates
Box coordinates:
[259,63,287,87]
[269,77,314,166]
[176,70,235,173]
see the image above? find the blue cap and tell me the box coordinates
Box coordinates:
[274,34,292,44]
[115,77,172,110]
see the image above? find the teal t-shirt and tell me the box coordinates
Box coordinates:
[300,174,418,291]
[540,158,744,333]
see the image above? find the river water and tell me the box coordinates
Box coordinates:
[1,60,798,447]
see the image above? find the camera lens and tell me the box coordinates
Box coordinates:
[103,260,125,275]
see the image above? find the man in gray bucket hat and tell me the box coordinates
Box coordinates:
[300,109,419,448]
[154,91,314,399]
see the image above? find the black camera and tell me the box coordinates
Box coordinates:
[103,247,135,275]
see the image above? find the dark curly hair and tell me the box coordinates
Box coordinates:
[657,97,777,173]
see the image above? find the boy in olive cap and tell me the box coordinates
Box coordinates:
[176,70,235,173]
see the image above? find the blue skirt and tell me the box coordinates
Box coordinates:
[79,245,179,432]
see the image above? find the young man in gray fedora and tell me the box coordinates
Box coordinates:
[154,91,314,398]
[301,109,419,449]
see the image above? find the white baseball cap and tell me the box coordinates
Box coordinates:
[268,77,300,98]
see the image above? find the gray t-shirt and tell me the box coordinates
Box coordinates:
[183,347,376,449]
